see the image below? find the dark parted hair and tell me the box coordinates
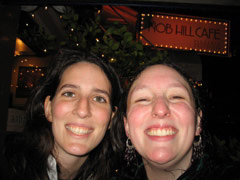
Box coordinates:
[8,48,122,180]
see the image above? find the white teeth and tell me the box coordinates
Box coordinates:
[66,126,92,135]
[147,128,176,136]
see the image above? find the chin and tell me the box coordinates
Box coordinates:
[67,145,90,156]
[146,150,174,165]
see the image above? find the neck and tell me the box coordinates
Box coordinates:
[54,152,88,180]
[145,164,186,180]
[143,150,192,180]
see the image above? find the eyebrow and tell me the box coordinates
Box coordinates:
[171,81,192,93]
[169,83,190,90]
[128,85,149,98]
[59,84,111,97]
[93,88,111,98]
[130,85,146,93]
[59,84,79,90]
[130,82,191,95]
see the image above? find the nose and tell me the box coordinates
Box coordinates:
[73,97,91,118]
[152,97,170,118]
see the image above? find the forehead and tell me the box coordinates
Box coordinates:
[130,64,191,91]
[61,61,105,78]
[61,61,110,86]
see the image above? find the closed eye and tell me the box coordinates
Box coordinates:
[169,95,186,102]
[172,96,184,99]
[134,97,152,104]
[135,98,148,102]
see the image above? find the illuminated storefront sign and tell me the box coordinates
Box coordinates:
[139,13,230,56]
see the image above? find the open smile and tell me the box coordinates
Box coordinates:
[146,127,177,137]
[65,125,93,135]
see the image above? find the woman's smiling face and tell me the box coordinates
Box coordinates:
[44,62,113,158]
[124,64,201,169]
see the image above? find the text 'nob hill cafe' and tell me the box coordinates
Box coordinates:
[139,13,230,56]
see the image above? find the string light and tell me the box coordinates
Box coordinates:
[12,59,47,90]
[109,57,116,63]
[189,79,203,88]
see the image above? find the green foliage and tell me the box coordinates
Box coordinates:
[19,22,57,54]
[19,6,168,79]
[60,7,168,79]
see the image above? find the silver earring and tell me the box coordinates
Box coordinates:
[194,134,202,147]
[124,138,136,166]
[192,134,203,163]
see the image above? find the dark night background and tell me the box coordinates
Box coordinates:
[0,0,240,165]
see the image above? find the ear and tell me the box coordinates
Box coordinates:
[195,109,202,136]
[44,96,53,122]
[111,106,118,119]
[124,116,130,138]
[108,106,117,129]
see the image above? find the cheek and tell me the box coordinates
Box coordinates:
[92,107,112,144]
[172,103,196,127]
[51,101,72,119]
[94,106,112,126]
[127,105,149,135]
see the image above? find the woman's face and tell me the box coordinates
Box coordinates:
[44,62,113,158]
[124,65,201,169]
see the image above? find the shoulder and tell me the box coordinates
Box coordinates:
[3,133,25,178]
[3,132,46,179]
[4,144,28,179]
[180,158,240,180]
[208,161,240,180]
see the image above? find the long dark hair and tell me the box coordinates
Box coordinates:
[14,48,122,180]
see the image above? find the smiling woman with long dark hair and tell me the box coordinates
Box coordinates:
[5,48,122,180]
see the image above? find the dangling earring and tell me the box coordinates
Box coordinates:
[192,134,203,163]
[124,138,136,166]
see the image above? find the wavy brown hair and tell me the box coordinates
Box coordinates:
[8,48,122,180]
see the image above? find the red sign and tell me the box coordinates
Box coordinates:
[139,13,230,56]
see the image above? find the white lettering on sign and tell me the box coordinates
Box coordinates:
[139,13,230,56]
